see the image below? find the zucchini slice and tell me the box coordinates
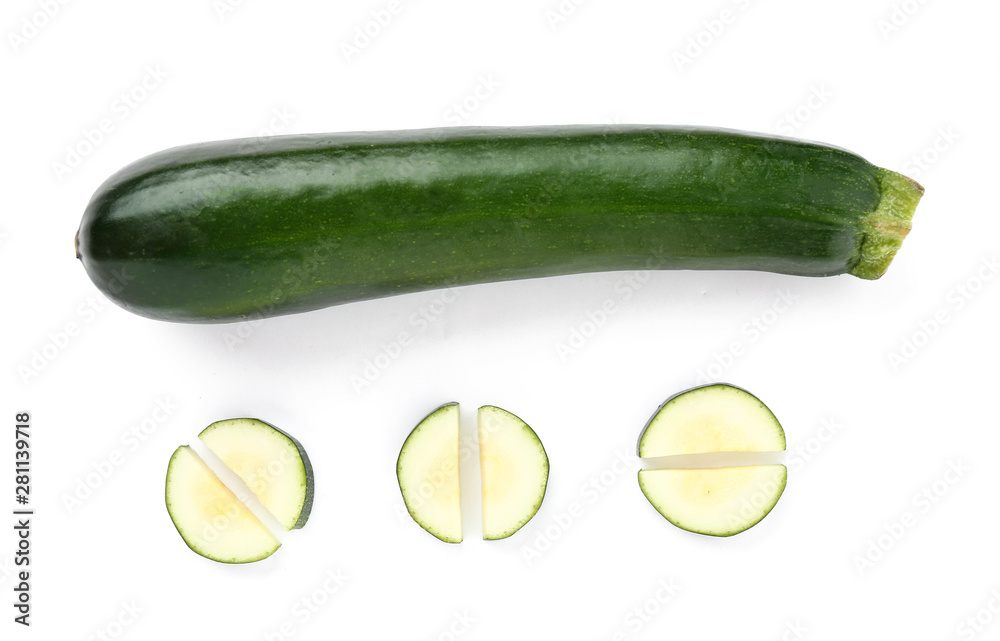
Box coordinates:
[198,418,314,531]
[637,384,788,536]
[396,403,463,543]
[638,465,787,537]
[478,405,549,540]
[638,384,786,458]
[165,446,281,563]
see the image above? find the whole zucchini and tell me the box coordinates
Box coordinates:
[75,126,923,323]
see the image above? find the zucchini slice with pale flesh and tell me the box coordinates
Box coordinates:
[638,383,786,458]
[478,405,549,541]
[638,384,787,537]
[638,465,787,537]
[396,403,463,543]
[165,446,281,563]
[198,418,314,531]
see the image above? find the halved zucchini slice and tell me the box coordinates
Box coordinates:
[638,384,785,458]
[396,403,463,543]
[478,405,549,540]
[165,446,281,563]
[198,418,314,531]
[638,465,787,537]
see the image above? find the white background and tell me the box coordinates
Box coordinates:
[3,0,999,639]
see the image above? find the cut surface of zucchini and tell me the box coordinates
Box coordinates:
[165,446,281,563]
[478,405,549,540]
[396,403,463,543]
[638,465,787,537]
[638,384,785,458]
[199,418,314,531]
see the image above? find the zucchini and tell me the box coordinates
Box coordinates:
[75,126,923,323]
[198,418,314,531]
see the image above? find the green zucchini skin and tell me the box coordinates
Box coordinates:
[75,126,922,323]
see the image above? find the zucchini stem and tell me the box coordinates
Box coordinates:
[851,168,924,280]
